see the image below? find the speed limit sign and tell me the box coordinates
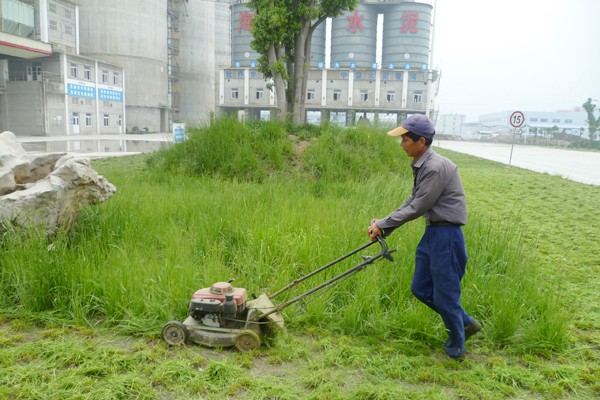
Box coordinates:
[509,111,525,128]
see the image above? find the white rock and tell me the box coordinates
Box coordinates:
[0,131,116,232]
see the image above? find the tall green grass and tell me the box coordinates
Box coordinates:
[0,119,569,353]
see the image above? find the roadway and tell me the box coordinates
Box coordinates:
[434,140,600,186]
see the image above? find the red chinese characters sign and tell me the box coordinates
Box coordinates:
[238,12,254,33]
[346,10,364,33]
[400,11,419,33]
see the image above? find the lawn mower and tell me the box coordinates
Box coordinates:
[161,236,395,352]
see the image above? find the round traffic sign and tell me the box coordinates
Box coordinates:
[509,111,525,128]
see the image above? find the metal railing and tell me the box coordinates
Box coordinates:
[0,18,34,38]
[8,71,63,83]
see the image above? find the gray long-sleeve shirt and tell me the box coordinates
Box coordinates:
[376,147,467,232]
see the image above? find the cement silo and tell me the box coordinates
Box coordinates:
[232,2,260,67]
[77,0,169,132]
[176,0,231,124]
[381,2,433,70]
[309,21,326,68]
[232,3,327,69]
[330,4,378,69]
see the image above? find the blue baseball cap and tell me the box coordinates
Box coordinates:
[387,114,436,139]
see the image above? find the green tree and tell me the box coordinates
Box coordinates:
[582,98,599,141]
[248,0,358,124]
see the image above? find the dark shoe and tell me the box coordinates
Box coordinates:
[465,319,482,341]
[445,346,465,360]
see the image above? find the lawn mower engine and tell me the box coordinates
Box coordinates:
[188,281,248,329]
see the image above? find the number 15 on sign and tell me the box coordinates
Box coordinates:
[510,111,525,128]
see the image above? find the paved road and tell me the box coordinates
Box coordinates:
[434,140,600,186]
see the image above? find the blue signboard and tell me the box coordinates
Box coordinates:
[67,83,95,98]
[98,88,123,102]
[174,124,185,143]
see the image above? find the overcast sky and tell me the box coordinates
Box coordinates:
[431,0,600,121]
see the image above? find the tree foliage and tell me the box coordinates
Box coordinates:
[248,0,358,124]
[582,98,600,140]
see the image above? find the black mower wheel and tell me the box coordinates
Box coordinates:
[235,330,261,353]
[162,321,189,346]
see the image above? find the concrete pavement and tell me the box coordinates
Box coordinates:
[434,140,600,186]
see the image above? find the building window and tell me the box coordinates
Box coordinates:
[307,90,315,101]
[84,66,91,80]
[386,91,395,102]
[71,97,78,105]
[65,9,72,18]
[49,3,56,13]
[103,114,109,127]
[113,73,119,85]
[552,119,560,123]
[541,118,548,122]
[85,99,93,106]
[413,91,423,103]
[65,25,72,35]
[49,20,57,30]
[530,118,538,122]
[118,115,122,126]
[565,119,573,124]
[231,88,239,99]
[102,70,109,83]
[360,91,368,102]
[85,113,92,127]
[333,90,342,101]
[71,112,79,125]
[256,89,264,100]
[70,63,77,78]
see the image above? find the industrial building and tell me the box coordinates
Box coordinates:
[436,109,593,141]
[1,0,127,152]
[223,0,439,126]
[1,0,436,153]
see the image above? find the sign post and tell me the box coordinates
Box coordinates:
[508,111,525,166]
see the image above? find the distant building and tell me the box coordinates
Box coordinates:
[436,114,465,136]
[479,109,590,137]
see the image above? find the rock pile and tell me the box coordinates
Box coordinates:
[0,131,116,233]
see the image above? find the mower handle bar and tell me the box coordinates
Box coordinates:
[260,236,394,318]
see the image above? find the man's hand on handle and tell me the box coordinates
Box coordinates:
[368,219,382,242]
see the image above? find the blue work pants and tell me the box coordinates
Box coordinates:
[411,225,472,358]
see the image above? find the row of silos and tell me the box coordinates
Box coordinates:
[231,4,326,68]
[232,1,433,70]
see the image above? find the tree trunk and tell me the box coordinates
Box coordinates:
[268,44,287,121]
[292,19,312,126]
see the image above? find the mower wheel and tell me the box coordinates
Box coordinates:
[162,321,189,346]
[235,330,261,353]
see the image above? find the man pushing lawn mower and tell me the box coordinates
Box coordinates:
[367,114,482,360]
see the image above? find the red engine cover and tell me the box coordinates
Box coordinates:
[191,282,248,306]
